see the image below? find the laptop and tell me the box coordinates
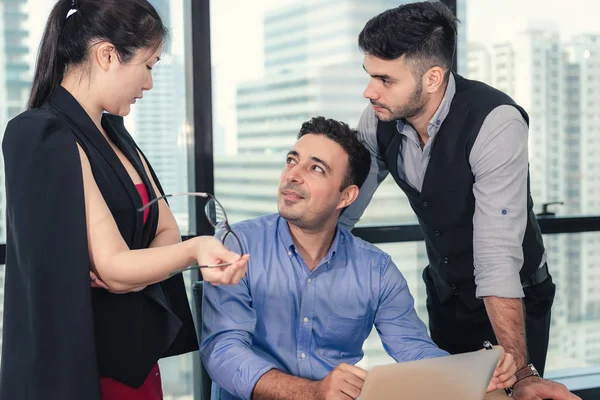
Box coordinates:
[360,348,502,400]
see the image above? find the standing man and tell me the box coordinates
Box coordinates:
[339,2,577,399]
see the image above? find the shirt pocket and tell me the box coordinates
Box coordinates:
[316,314,370,357]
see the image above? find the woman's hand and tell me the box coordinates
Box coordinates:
[486,345,517,392]
[194,236,249,285]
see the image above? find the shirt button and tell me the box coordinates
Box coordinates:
[303,317,308,323]
[443,257,449,264]
[301,353,306,359]
[287,251,292,256]
[307,278,312,283]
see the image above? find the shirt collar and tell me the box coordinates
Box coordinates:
[396,72,457,140]
[277,215,340,268]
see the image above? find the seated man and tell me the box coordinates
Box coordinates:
[201,117,516,400]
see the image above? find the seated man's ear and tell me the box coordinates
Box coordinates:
[338,185,360,210]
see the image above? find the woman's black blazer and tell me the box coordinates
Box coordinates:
[0,86,198,400]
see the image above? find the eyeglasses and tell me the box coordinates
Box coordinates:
[138,192,243,272]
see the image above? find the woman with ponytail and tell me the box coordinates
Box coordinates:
[0,1,249,399]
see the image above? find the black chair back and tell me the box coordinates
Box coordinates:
[192,281,212,400]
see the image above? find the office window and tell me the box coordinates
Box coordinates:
[462,0,600,379]
[211,0,440,227]
[463,0,600,217]
[0,0,29,370]
[361,233,600,377]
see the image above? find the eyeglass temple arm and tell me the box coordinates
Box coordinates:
[137,192,210,212]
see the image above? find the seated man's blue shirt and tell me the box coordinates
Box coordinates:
[201,214,448,400]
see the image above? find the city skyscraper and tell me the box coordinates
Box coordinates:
[471,27,570,336]
[216,0,419,223]
[0,2,6,133]
[0,0,30,362]
[1,0,29,242]
[562,35,600,366]
[133,58,190,232]
[455,0,468,75]
[466,26,600,369]
[2,0,29,120]
[466,42,491,83]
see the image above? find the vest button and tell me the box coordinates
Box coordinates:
[434,230,441,236]
[443,257,449,264]
[422,201,428,207]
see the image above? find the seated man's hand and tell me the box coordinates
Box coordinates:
[512,376,581,400]
[313,363,367,400]
[486,346,517,392]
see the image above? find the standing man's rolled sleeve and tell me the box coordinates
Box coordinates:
[201,277,278,400]
[470,105,529,299]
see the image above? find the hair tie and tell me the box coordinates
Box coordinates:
[66,0,78,20]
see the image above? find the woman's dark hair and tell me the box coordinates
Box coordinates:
[298,116,371,190]
[358,1,458,79]
[28,0,168,110]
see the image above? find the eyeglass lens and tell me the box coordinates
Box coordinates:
[205,197,227,229]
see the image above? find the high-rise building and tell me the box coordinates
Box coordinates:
[467,26,600,370]
[216,0,416,223]
[455,0,468,75]
[490,42,516,95]
[472,26,567,217]
[133,58,190,232]
[484,26,573,367]
[0,3,7,132]
[466,42,491,83]
[0,0,30,362]
[211,66,228,157]
[3,0,29,120]
[1,0,29,242]
[557,34,600,366]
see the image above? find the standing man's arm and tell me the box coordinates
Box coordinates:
[338,105,390,230]
[470,105,530,370]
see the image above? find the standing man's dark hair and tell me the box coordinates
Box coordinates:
[340,2,577,398]
[359,1,458,80]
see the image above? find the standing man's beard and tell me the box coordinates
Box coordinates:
[372,79,426,121]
